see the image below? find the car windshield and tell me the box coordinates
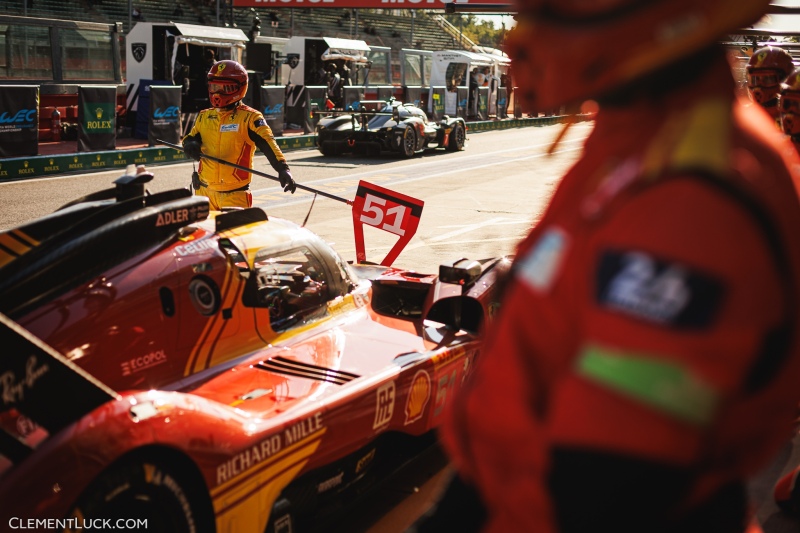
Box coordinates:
[367,104,413,129]
[250,246,330,330]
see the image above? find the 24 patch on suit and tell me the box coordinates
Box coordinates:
[595,249,724,328]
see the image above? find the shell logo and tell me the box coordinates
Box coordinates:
[404,370,431,425]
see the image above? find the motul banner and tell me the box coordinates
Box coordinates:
[78,86,116,153]
[260,86,285,136]
[0,86,38,158]
[148,86,182,147]
[234,0,509,7]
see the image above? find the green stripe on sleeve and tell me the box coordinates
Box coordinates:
[576,345,719,426]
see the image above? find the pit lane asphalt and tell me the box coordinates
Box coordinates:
[1,124,798,532]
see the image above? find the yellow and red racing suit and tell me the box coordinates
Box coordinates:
[438,52,800,533]
[183,104,289,208]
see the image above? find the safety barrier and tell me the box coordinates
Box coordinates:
[0,115,590,181]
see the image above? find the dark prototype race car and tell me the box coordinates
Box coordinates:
[316,99,467,158]
[0,167,506,532]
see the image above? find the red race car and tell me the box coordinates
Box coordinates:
[0,166,507,532]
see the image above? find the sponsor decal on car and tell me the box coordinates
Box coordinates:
[404,370,431,425]
[317,471,344,493]
[373,381,396,430]
[216,412,324,485]
[175,239,217,257]
[355,448,376,475]
[156,208,190,227]
[1,356,49,406]
[121,350,167,376]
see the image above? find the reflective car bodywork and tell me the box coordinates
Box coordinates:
[316,100,467,158]
[0,170,504,532]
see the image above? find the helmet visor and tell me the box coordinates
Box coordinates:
[747,71,782,88]
[208,80,241,95]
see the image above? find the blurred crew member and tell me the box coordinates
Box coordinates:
[746,45,795,125]
[182,60,295,210]
[410,1,800,533]
[780,68,800,154]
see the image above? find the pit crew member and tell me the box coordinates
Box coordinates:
[182,60,296,210]
[746,45,795,126]
[410,1,800,532]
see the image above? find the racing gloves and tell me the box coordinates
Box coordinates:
[278,167,297,194]
[183,135,202,162]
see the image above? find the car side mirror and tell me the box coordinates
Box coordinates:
[439,258,482,288]
[424,296,484,335]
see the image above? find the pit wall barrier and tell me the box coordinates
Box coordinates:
[0,115,592,181]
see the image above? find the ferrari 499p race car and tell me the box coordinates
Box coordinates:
[315,99,467,158]
[0,167,506,532]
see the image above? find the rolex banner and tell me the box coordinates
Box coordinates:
[0,86,38,158]
[148,86,182,147]
[78,86,116,152]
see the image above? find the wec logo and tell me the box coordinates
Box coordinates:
[0,109,36,125]
[263,103,283,114]
[153,106,180,118]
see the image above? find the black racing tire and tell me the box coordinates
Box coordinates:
[69,455,213,533]
[447,122,466,151]
[401,126,417,158]
[319,142,339,157]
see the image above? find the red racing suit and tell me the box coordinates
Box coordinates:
[439,53,800,533]
[182,103,289,193]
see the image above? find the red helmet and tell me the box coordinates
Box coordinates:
[207,60,248,108]
[505,0,771,111]
[747,46,795,113]
[779,68,800,137]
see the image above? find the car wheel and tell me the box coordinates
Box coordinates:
[69,456,213,533]
[447,122,466,151]
[319,143,338,157]
[401,127,417,158]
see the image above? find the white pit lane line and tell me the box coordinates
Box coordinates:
[249,140,585,209]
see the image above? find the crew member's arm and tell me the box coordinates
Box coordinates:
[181,117,203,161]
[439,175,795,533]
[249,113,296,193]
[546,176,792,532]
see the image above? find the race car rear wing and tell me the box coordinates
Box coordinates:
[0,313,116,464]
